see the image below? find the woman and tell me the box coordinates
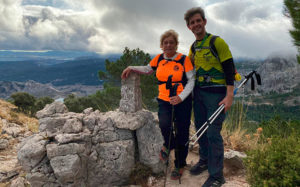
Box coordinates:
[121,29,195,180]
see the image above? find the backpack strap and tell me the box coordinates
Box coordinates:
[191,34,220,62]
[151,53,164,71]
[209,35,220,62]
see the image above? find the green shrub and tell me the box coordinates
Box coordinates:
[35,97,54,112]
[11,92,36,115]
[245,134,300,186]
[260,117,300,138]
[64,84,121,113]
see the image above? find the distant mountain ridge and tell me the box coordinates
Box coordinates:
[0,50,122,62]
[0,50,100,61]
[0,80,65,99]
[0,58,106,86]
[0,80,101,99]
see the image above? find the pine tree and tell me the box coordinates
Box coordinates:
[284,0,300,64]
[98,47,158,111]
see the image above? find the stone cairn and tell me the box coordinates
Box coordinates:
[17,73,164,187]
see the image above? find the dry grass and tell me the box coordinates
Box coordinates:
[0,99,39,133]
[189,100,268,153]
[222,123,248,151]
[0,182,10,187]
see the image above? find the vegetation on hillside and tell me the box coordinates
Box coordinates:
[10,92,54,117]
[221,101,300,186]
[64,47,158,112]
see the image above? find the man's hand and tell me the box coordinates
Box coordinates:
[218,95,233,112]
[121,67,132,79]
[219,85,234,112]
[170,96,182,105]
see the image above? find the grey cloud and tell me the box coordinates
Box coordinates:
[0,0,297,58]
[89,0,197,53]
[1,3,99,51]
[210,0,273,24]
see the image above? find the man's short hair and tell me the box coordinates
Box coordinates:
[184,7,206,25]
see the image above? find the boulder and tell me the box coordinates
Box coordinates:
[1,120,23,137]
[10,177,25,187]
[0,139,9,150]
[36,101,68,119]
[224,149,247,170]
[50,154,85,185]
[136,120,164,173]
[17,134,47,172]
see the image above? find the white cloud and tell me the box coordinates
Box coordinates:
[0,0,297,58]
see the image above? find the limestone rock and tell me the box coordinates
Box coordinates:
[50,154,85,185]
[224,149,247,169]
[36,101,68,119]
[54,133,91,144]
[136,121,164,173]
[89,140,135,186]
[38,116,68,137]
[0,139,9,150]
[46,143,85,159]
[83,107,93,115]
[62,118,83,133]
[105,109,154,130]
[17,134,47,172]
[26,172,49,187]
[119,73,142,112]
[10,177,25,187]
[1,120,23,137]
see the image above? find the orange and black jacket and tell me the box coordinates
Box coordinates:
[150,53,194,101]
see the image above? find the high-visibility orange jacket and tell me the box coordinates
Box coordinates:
[150,53,193,101]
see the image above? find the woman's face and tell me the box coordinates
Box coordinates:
[162,36,177,58]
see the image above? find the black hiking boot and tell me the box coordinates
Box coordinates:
[189,159,208,175]
[202,176,225,187]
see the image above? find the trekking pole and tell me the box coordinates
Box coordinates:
[164,75,180,187]
[186,70,261,148]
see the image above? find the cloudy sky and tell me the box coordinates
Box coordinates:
[0,0,297,58]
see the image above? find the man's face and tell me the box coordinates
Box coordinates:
[187,13,206,36]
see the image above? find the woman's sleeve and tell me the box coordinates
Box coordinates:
[178,56,195,101]
[129,64,153,75]
[178,69,195,101]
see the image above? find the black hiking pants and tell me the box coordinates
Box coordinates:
[157,95,192,168]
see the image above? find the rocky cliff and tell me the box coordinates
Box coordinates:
[256,55,299,93]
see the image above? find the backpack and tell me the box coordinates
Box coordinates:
[191,35,241,81]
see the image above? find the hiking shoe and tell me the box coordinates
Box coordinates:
[202,176,225,187]
[189,160,208,175]
[159,146,169,162]
[170,167,184,180]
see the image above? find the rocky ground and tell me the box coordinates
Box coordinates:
[151,150,249,187]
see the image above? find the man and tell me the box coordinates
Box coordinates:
[184,7,235,187]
